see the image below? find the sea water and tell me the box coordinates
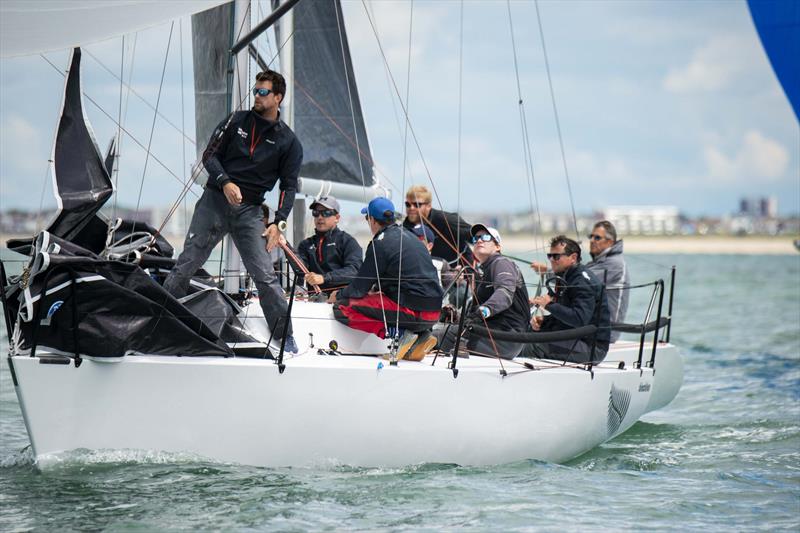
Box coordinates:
[1,252,798,530]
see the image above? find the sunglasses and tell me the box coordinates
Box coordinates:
[405,201,429,208]
[312,209,337,218]
[588,234,608,241]
[546,252,572,260]
[252,87,273,97]
[471,234,495,244]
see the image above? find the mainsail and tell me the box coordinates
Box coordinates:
[0,0,227,58]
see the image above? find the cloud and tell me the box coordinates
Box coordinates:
[704,130,789,182]
[0,114,48,174]
[663,34,757,93]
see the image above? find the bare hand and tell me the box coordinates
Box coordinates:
[327,290,339,303]
[531,315,543,331]
[262,224,281,252]
[223,182,242,206]
[531,294,552,308]
[305,273,324,286]
[530,261,548,274]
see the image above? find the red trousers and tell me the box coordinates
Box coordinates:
[334,293,439,338]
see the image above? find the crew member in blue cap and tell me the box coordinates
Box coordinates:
[333,197,443,361]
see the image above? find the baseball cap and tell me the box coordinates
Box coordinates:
[470,223,502,244]
[411,224,435,242]
[309,195,340,212]
[361,197,396,222]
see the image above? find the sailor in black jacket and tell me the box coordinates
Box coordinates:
[402,185,474,266]
[164,70,302,353]
[530,235,611,363]
[296,196,363,293]
[334,197,443,361]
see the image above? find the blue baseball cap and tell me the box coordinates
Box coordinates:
[411,223,435,242]
[361,197,396,222]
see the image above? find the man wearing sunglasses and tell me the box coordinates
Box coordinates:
[333,197,443,361]
[163,69,303,354]
[401,185,473,268]
[528,235,610,363]
[585,221,629,341]
[296,196,363,296]
[438,224,530,359]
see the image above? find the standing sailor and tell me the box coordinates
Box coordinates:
[163,69,302,353]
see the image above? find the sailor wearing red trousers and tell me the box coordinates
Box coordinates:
[333,197,443,360]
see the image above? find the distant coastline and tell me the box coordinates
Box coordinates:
[2,233,798,256]
[497,234,800,255]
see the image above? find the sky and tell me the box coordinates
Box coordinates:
[0,0,798,218]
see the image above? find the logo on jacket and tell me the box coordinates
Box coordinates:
[237,127,248,139]
[582,271,591,281]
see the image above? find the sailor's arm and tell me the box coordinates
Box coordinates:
[273,137,303,223]
[324,235,364,287]
[338,242,377,300]
[478,260,517,316]
[544,283,596,328]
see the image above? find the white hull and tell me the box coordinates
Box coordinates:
[8,301,683,467]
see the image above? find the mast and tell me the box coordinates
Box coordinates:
[221,0,251,293]
[192,0,249,294]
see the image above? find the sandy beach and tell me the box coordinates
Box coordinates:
[497,235,800,255]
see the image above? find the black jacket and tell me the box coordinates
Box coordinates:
[473,254,530,333]
[297,227,363,291]
[339,224,444,311]
[541,263,611,350]
[203,110,303,222]
[403,208,473,265]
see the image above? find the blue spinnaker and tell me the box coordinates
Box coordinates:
[748,0,800,121]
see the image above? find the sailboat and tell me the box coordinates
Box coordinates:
[1,0,683,467]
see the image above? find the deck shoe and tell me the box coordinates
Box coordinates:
[405,331,436,361]
[283,335,299,355]
[394,330,418,360]
[270,335,299,356]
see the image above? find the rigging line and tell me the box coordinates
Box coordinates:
[457,0,464,274]
[131,22,174,234]
[33,53,74,240]
[506,0,544,256]
[38,55,198,200]
[292,82,399,191]
[117,33,138,181]
[365,0,409,182]
[112,36,125,224]
[83,48,195,147]
[359,1,446,214]
[534,0,579,241]
[360,0,469,272]
[180,20,188,236]
[394,0,415,339]
[338,1,389,338]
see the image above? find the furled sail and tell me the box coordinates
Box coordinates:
[748,0,800,121]
[284,0,376,187]
[46,48,114,242]
[0,0,228,58]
